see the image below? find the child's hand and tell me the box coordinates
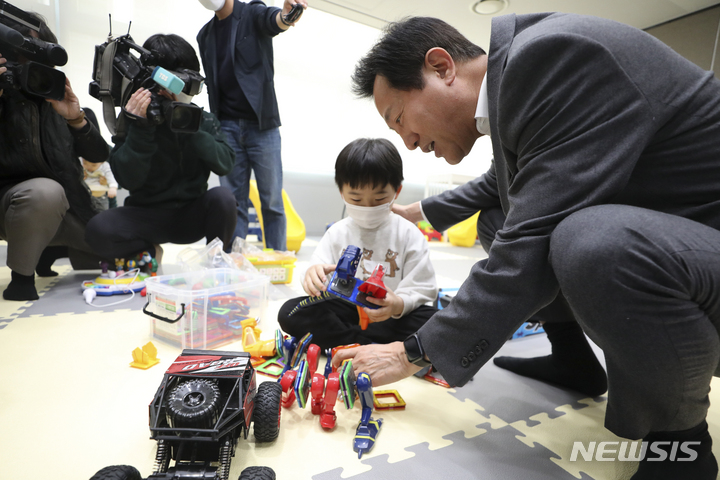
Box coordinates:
[363,287,404,323]
[108,187,117,198]
[303,264,336,297]
[99,175,108,186]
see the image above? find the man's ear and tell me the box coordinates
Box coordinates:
[425,47,456,85]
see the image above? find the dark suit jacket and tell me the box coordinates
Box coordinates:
[418,12,720,387]
[197,0,283,131]
[422,168,498,231]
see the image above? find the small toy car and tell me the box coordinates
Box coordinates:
[88,350,282,480]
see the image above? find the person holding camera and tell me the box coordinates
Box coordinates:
[0,13,110,301]
[197,0,308,251]
[85,34,236,264]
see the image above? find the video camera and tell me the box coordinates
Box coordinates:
[89,30,205,134]
[0,0,67,100]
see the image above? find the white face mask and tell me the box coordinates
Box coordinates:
[199,0,225,11]
[343,197,394,229]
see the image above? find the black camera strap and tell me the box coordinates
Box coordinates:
[96,38,119,135]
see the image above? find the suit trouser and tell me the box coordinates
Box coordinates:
[278,296,437,351]
[481,204,720,440]
[0,178,102,276]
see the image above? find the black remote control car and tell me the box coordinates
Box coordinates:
[89,350,282,480]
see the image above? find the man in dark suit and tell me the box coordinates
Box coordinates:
[196,0,307,251]
[334,15,720,480]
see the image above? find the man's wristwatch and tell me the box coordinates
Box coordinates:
[404,333,432,368]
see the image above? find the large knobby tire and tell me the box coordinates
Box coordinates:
[238,466,276,480]
[88,465,142,480]
[167,378,221,429]
[252,381,282,442]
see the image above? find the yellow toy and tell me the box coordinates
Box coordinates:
[241,319,277,357]
[447,211,480,247]
[130,342,160,369]
[249,179,306,252]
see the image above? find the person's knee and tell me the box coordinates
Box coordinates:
[16,178,68,216]
[85,212,114,248]
[207,187,237,215]
[550,205,633,291]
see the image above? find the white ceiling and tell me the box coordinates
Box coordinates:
[308,0,720,48]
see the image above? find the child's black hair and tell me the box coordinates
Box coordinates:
[334,138,404,191]
[142,34,200,72]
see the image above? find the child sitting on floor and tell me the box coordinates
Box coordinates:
[277,138,438,350]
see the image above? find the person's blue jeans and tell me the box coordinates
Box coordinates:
[220,119,286,251]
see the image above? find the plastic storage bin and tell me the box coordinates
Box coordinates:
[143,268,269,350]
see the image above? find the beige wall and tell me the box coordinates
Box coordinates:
[645,4,720,77]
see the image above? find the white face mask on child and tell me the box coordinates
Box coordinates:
[343,198,394,229]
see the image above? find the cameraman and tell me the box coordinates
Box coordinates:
[85,34,236,263]
[0,14,110,301]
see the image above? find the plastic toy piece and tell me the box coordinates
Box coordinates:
[310,373,326,415]
[289,332,313,369]
[293,360,311,409]
[323,348,333,378]
[330,344,360,373]
[358,264,387,300]
[130,342,160,369]
[306,343,320,376]
[353,372,383,458]
[257,356,285,378]
[423,367,451,388]
[311,372,340,429]
[287,290,335,316]
[336,245,361,282]
[357,306,370,330]
[372,390,406,410]
[250,356,266,367]
[280,370,298,408]
[339,360,357,409]
[275,329,284,358]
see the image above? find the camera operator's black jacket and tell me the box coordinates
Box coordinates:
[109,111,234,208]
[0,93,110,223]
[197,0,283,131]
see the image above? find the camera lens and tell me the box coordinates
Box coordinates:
[25,64,54,96]
[171,106,194,131]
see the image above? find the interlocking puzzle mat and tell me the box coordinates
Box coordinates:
[2,240,720,480]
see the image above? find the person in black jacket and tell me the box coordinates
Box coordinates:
[85,34,236,263]
[196,0,307,251]
[0,13,110,301]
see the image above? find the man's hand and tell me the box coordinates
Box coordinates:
[47,78,85,127]
[362,287,403,323]
[303,263,335,297]
[124,88,152,119]
[332,342,422,387]
[392,201,424,224]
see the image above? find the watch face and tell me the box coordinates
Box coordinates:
[404,334,422,363]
